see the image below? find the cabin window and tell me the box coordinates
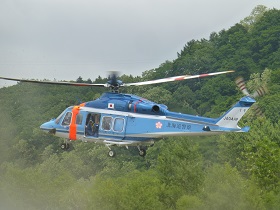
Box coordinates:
[76,113,83,125]
[102,116,112,131]
[62,112,72,126]
[113,118,124,132]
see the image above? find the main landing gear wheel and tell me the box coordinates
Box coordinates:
[137,145,147,157]
[139,149,146,157]
[108,150,116,157]
[60,143,70,151]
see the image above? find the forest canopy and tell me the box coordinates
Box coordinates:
[0,5,280,210]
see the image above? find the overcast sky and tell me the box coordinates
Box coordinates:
[1,0,280,87]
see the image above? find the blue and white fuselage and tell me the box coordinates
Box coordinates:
[40,92,255,155]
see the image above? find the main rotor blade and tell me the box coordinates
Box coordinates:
[0,76,107,87]
[123,70,234,86]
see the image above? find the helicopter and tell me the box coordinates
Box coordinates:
[0,70,257,157]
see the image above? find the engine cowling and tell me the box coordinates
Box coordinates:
[131,101,166,115]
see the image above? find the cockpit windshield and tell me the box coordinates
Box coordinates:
[55,109,67,124]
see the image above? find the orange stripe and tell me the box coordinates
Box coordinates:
[69,106,80,140]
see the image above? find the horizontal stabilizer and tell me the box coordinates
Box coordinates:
[241,126,250,132]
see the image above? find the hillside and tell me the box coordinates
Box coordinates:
[0,6,279,210]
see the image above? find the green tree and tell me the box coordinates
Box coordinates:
[240,5,268,30]
[87,170,163,210]
[176,195,203,210]
[141,86,172,105]
[156,137,204,208]
[200,164,265,210]
[218,118,280,192]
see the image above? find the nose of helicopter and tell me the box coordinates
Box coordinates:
[40,120,56,135]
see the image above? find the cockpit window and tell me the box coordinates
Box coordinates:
[55,109,67,124]
[76,113,83,125]
[62,112,72,126]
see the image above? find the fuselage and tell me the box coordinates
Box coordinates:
[40,93,255,146]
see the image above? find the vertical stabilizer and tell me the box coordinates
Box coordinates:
[215,96,255,129]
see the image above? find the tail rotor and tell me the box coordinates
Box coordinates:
[251,86,267,98]
[235,76,267,116]
[235,76,250,96]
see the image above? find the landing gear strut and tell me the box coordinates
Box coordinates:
[106,144,116,157]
